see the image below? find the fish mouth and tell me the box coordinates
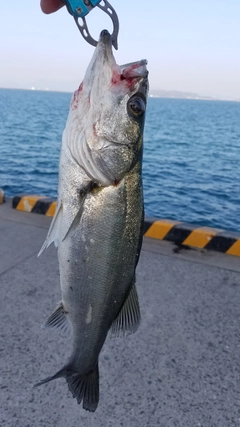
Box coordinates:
[120,60,148,79]
[97,30,148,88]
[99,29,112,44]
[74,30,148,111]
[120,60,148,95]
[99,28,117,50]
[97,29,115,61]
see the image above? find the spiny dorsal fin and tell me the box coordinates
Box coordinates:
[111,281,141,338]
[42,302,72,335]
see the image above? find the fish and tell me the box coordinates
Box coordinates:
[35,29,149,412]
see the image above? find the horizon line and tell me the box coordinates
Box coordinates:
[0,86,239,103]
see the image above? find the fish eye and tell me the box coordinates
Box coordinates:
[128,95,146,118]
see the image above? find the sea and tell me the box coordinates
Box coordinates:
[0,88,240,232]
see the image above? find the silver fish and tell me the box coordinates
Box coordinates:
[35,29,148,412]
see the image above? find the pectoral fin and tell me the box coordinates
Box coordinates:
[62,181,96,243]
[61,200,85,242]
[38,201,63,256]
[111,281,141,338]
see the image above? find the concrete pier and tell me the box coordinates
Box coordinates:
[1,199,240,427]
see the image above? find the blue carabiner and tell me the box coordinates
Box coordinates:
[64,0,119,49]
[64,0,100,18]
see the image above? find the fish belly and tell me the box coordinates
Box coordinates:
[58,165,143,371]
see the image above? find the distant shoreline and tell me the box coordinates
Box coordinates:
[149,95,240,103]
[149,90,240,102]
[0,86,239,103]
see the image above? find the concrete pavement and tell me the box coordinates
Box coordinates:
[1,199,240,427]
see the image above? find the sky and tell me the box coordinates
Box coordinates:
[0,1,240,99]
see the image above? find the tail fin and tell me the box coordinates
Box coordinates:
[34,364,99,412]
[67,365,99,412]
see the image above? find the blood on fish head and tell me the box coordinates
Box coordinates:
[70,30,148,116]
[66,30,149,186]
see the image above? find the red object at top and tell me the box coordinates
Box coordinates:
[40,0,64,14]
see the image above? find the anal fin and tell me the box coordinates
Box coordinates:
[42,301,71,335]
[111,280,141,338]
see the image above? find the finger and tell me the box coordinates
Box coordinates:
[40,0,65,14]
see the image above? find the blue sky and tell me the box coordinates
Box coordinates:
[0,1,240,99]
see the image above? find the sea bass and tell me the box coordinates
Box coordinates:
[36,29,148,412]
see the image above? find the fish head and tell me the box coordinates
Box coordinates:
[66,30,149,186]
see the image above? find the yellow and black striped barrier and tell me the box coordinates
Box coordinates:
[144,219,240,257]
[12,194,240,257]
[0,189,5,204]
[12,194,56,217]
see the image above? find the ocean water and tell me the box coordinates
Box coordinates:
[0,88,240,232]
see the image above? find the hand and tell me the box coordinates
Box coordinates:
[40,0,64,14]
